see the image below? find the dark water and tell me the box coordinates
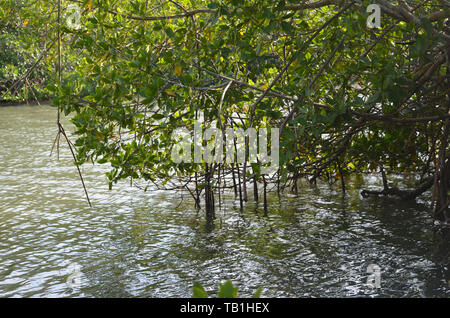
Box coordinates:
[0,105,449,297]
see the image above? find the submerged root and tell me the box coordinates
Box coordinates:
[361,175,434,201]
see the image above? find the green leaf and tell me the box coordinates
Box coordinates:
[193,282,208,298]
[281,21,294,34]
[207,2,219,9]
[164,27,175,39]
[153,23,162,31]
[252,286,262,298]
[152,114,165,120]
[97,157,108,164]
[217,280,238,298]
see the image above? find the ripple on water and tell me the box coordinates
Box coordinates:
[0,106,449,297]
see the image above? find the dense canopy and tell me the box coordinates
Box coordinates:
[1,0,449,221]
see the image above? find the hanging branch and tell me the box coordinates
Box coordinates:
[58,123,92,207]
[51,0,92,207]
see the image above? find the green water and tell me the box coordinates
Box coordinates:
[0,105,449,297]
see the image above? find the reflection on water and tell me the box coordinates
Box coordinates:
[0,105,449,297]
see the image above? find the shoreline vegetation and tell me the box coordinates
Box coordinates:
[0,99,51,107]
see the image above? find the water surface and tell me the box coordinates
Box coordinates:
[0,105,449,297]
